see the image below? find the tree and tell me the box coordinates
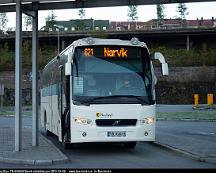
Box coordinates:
[156,4,165,27]
[23,15,32,31]
[75,20,86,31]
[0,13,8,31]
[77,8,86,30]
[177,3,189,20]
[45,10,57,30]
[78,8,86,19]
[127,5,138,21]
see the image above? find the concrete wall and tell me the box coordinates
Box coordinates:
[0,66,215,105]
[1,66,215,89]
[0,71,32,89]
[155,66,216,83]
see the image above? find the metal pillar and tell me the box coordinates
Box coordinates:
[32,8,39,147]
[57,30,60,54]
[0,96,3,108]
[187,35,190,51]
[15,0,22,152]
[61,39,65,51]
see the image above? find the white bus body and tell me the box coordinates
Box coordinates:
[41,37,168,148]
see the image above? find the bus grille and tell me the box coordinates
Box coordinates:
[95,119,137,126]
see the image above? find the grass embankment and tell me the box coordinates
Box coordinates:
[0,106,32,117]
[1,105,216,120]
[157,107,216,120]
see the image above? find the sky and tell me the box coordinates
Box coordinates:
[4,2,216,30]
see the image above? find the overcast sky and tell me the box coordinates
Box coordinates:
[5,2,216,30]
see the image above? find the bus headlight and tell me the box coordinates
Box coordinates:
[73,117,92,125]
[140,117,155,125]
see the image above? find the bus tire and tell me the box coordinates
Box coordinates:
[63,132,71,149]
[44,112,52,136]
[123,142,137,149]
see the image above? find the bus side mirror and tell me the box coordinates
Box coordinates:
[153,52,169,76]
[161,63,168,76]
[65,62,72,76]
[65,51,73,76]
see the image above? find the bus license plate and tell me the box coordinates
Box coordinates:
[107,131,126,137]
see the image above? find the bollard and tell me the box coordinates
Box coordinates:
[207,93,213,106]
[194,94,199,108]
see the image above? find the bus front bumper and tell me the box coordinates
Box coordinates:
[69,125,155,143]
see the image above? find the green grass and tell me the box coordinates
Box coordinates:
[1,105,216,120]
[157,111,216,120]
[0,106,33,117]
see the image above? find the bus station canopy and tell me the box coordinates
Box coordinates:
[1,0,216,12]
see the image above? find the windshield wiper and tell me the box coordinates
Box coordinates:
[124,95,150,105]
[80,95,150,105]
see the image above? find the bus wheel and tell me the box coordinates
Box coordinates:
[44,113,52,136]
[63,132,71,149]
[123,142,137,149]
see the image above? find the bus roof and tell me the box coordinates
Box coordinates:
[72,37,147,48]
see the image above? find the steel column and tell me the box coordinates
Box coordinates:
[15,0,22,152]
[32,9,39,146]
[61,39,65,51]
[187,35,190,51]
[57,30,60,54]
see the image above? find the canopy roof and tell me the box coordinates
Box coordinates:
[0,0,215,12]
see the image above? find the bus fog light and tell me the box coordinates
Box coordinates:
[73,117,92,125]
[82,132,87,137]
[140,117,154,125]
[144,131,148,136]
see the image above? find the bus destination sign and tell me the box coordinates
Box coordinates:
[84,47,128,58]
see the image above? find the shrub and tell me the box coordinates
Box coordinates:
[150,46,216,66]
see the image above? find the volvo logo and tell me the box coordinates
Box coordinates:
[112,120,121,126]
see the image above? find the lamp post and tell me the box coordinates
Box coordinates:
[54,24,64,54]
[91,18,94,31]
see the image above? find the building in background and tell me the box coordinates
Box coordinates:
[110,21,147,31]
[45,19,110,31]
[44,18,216,32]
[146,18,216,30]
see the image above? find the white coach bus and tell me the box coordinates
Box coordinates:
[41,37,168,149]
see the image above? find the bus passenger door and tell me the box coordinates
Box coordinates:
[58,65,64,142]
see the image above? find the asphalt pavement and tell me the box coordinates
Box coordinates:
[0,104,216,166]
[155,121,216,163]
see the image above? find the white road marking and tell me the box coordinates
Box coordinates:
[197,132,215,135]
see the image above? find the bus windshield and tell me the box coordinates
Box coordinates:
[72,45,154,105]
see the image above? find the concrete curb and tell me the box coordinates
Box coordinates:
[152,141,216,164]
[0,157,55,165]
[40,134,69,165]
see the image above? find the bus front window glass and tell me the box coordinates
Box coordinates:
[73,46,153,105]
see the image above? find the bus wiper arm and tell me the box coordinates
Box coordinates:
[81,95,150,105]
[81,95,123,104]
[124,95,150,105]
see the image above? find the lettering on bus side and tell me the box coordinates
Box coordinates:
[104,47,128,58]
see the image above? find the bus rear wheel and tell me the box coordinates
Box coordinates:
[44,113,52,136]
[63,132,71,149]
[123,142,137,149]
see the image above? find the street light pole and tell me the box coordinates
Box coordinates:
[54,24,64,54]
